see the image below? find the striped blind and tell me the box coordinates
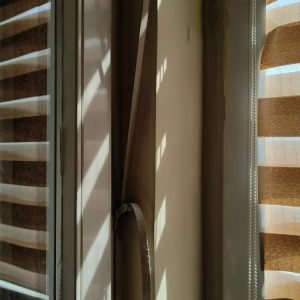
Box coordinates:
[258,0,300,299]
[0,0,50,299]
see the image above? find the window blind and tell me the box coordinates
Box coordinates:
[0,0,50,298]
[258,0,300,299]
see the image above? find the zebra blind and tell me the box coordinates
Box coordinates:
[0,0,51,299]
[258,0,300,299]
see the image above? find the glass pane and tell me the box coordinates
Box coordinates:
[0,0,53,298]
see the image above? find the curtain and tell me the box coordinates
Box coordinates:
[113,0,157,299]
[258,0,300,299]
[0,0,50,298]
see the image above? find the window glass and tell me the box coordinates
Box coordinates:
[0,1,53,298]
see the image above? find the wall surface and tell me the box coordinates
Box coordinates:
[155,0,202,299]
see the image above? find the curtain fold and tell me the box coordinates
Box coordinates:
[113,0,157,299]
[259,0,300,299]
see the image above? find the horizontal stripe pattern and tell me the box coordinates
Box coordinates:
[263,64,300,98]
[0,3,50,40]
[0,183,47,206]
[0,161,46,187]
[0,70,47,102]
[258,167,300,206]
[0,260,46,292]
[267,2,300,32]
[258,138,300,167]
[0,116,47,142]
[264,271,300,299]
[0,0,50,295]
[262,21,300,69]
[0,242,46,273]
[0,223,47,250]
[0,24,47,63]
[258,96,300,137]
[0,0,48,22]
[259,204,300,235]
[261,1,300,299]
[0,142,48,161]
[0,49,49,80]
[261,233,300,272]
[0,96,49,120]
[0,202,46,230]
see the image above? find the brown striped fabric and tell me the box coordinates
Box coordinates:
[261,233,300,272]
[0,0,49,295]
[0,162,46,187]
[0,116,47,142]
[258,96,300,137]
[259,1,300,299]
[258,167,300,206]
[0,71,47,102]
[0,203,46,231]
[0,24,47,63]
[0,242,46,274]
[0,0,48,22]
[261,21,300,69]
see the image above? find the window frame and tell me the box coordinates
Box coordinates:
[202,1,265,299]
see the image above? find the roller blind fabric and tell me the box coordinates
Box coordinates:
[0,0,50,299]
[259,0,300,299]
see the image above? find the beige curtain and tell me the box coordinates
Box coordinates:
[258,0,300,299]
[0,0,50,297]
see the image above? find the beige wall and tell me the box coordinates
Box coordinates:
[155,0,202,299]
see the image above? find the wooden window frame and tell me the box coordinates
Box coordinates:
[202,1,265,299]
